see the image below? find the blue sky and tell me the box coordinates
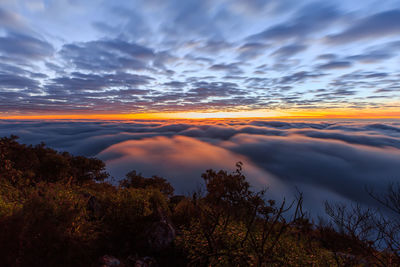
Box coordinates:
[0,0,400,116]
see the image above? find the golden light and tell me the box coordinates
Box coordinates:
[1,108,400,120]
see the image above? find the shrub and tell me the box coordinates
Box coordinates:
[0,182,98,267]
[120,170,174,197]
[0,135,108,186]
[1,137,398,266]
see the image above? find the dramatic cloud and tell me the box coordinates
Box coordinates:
[2,119,400,214]
[98,135,282,194]
[1,1,400,115]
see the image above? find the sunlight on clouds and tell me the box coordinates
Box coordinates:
[1,1,400,118]
[98,135,286,195]
[160,110,286,119]
[2,107,400,120]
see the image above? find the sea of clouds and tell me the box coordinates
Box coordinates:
[1,119,400,215]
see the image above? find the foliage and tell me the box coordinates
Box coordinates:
[174,163,339,266]
[0,135,108,186]
[0,136,399,266]
[322,183,400,266]
[0,182,98,266]
[120,170,174,197]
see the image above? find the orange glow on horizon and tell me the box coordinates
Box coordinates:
[1,109,400,120]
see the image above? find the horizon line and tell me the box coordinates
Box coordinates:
[1,110,400,120]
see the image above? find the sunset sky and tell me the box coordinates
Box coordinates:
[1,0,400,119]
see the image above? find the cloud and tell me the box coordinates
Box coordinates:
[2,119,400,214]
[98,135,283,194]
[151,0,228,39]
[230,0,297,16]
[346,40,400,63]
[339,71,389,80]
[294,129,400,149]
[0,2,399,125]
[186,81,243,99]
[326,9,400,44]
[0,73,40,90]
[47,72,153,93]
[209,63,243,75]
[163,81,186,89]
[271,44,307,58]
[347,50,393,64]
[0,7,54,62]
[224,133,400,205]
[317,54,337,60]
[319,61,352,70]
[279,71,325,84]
[59,39,155,72]
[237,42,269,60]
[248,3,341,41]
[0,32,54,60]
[2,2,400,115]
[195,40,233,54]
[92,6,151,39]
[0,7,25,31]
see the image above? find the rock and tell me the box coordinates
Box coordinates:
[127,256,158,267]
[147,221,175,250]
[147,208,176,250]
[98,255,122,267]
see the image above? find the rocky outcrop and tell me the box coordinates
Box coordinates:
[98,255,158,267]
[98,255,122,267]
[146,207,176,251]
[127,256,158,267]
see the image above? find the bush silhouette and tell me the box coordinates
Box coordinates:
[0,136,399,266]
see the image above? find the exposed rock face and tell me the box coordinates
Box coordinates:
[147,208,176,250]
[147,221,176,250]
[98,255,122,267]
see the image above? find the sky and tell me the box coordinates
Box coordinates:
[0,0,400,119]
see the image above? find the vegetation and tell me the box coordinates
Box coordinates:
[0,136,399,266]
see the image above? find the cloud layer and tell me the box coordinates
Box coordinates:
[2,119,400,214]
